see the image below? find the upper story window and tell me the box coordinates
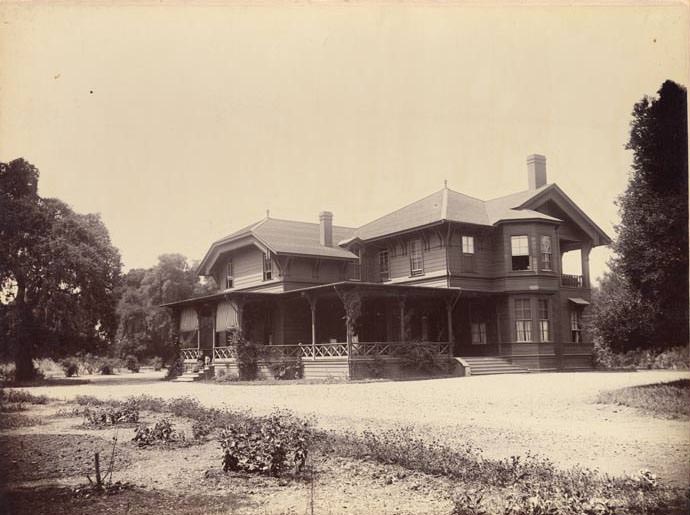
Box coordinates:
[225,260,234,289]
[462,235,475,272]
[378,250,390,281]
[541,236,552,271]
[462,236,475,254]
[263,253,272,281]
[351,248,362,281]
[538,299,550,342]
[515,298,532,342]
[511,235,530,271]
[409,239,424,276]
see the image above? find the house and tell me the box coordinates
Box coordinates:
[163,155,610,379]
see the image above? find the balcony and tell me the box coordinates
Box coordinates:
[561,274,584,288]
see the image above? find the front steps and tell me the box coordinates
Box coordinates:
[460,356,529,376]
[172,366,213,382]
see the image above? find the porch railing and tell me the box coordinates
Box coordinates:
[181,348,201,361]
[211,341,451,361]
[561,274,583,288]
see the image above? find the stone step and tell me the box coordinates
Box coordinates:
[460,356,529,376]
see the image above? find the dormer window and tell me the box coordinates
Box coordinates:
[225,260,234,289]
[263,253,272,281]
[462,235,475,272]
[511,235,530,271]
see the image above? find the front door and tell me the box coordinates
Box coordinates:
[199,315,214,361]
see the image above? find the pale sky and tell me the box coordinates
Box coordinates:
[1,2,688,283]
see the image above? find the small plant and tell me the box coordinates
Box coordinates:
[452,489,488,515]
[268,357,303,380]
[124,355,140,373]
[151,356,164,371]
[61,358,80,377]
[133,418,185,447]
[0,389,50,404]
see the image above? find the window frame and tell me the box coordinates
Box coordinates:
[471,322,487,345]
[570,309,583,343]
[225,260,234,289]
[511,235,531,271]
[515,298,532,342]
[462,235,476,273]
[540,235,553,271]
[409,239,424,277]
[262,252,273,281]
[538,299,550,342]
[378,249,390,282]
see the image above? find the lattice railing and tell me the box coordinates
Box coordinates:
[181,348,200,361]
[351,341,450,357]
[299,343,349,359]
[561,274,584,288]
[213,346,237,360]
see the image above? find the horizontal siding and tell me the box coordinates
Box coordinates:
[303,360,349,380]
[231,246,264,289]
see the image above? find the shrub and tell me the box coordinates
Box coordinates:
[0,389,50,404]
[234,337,264,380]
[133,418,185,447]
[218,410,311,476]
[0,362,15,383]
[98,358,122,375]
[165,357,184,380]
[151,357,164,371]
[124,355,140,373]
[61,358,80,377]
[83,400,139,426]
[394,343,454,375]
[594,340,689,370]
[214,368,239,383]
[268,357,303,380]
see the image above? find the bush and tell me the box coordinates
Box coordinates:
[125,355,140,373]
[268,357,303,380]
[594,340,689,370]
[234,337,264,380]
[0,362,15,383]
[61,358,80,377]
[0,389,50,404]
[165,357,184,380]
[219,410,310,476]
[98,358,122,375]
[214,368,239,383]
[133,418,185,447]
[151,357,164,371]
[394,343,455,375]
[83,400,139,426]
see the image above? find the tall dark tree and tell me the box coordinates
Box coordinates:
[596,80,688,350]
[115,254,215,362]
[0,159,122,380]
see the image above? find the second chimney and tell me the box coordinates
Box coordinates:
[527,154,547,190]
[319,211,333,247]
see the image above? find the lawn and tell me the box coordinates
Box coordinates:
[596,379,690,419]
[1,389,689,514]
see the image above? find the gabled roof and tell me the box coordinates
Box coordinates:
[343,185,560,243]
[198,217,358,275]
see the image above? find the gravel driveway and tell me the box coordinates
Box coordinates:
[17,370,690,486]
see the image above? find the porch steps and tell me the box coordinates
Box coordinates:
[460,356,529,376]
[172,366,212,382]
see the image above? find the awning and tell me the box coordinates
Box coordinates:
[568,297,590,306]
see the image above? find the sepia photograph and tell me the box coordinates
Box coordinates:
[0,1,688,514]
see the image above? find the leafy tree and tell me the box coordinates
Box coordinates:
[595,81,688,350]
[115,254,216,362]
[0,158,122,380]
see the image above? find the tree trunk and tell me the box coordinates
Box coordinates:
[13,282,37,382]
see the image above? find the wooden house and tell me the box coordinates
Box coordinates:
[164,155,610,379]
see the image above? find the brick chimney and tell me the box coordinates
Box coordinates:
[319,211,333,247]
[527,154,547,190]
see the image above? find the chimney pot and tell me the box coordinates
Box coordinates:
[527,154,547,190]
[319,211,333,247]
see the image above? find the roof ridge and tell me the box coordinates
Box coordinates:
[258,217,356,231]
[445,187,486,203]
[486,183,552,203]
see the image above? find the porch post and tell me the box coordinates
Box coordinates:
[194,306,201,353]
[580,241,592,288]
[309,295,317,361]
[446,300,454,351]
[398,296,407,341]
[211,303,216,362]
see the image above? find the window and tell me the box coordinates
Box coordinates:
[263,253,272,281]
[378,250,390,281]
[462,236,475,254]
[538,299,550,342]
[462,235,475,272]
[515,299,532,342]
[511,235,530,271]
[409,239,424,276]
[570,310,582,343]
[225,260,234,289]
[541,236,552,271]
[471,322,487,345]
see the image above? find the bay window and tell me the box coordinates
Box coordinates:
[511,235,530,271]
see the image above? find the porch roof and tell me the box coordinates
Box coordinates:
[283,280,463,299]
[160,290,276,309]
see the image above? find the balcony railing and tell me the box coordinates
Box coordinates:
[561,274,584,288]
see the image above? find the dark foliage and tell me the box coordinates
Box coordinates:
[595,81,688,351]
[133,418,185,447]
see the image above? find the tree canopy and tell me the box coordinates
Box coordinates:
[0,158,123,380]
[593,80,688,351]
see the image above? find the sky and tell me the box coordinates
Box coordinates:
[0,2,688,283]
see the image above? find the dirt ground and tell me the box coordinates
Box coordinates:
[15,369,690,487]
[0,402,458,515]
